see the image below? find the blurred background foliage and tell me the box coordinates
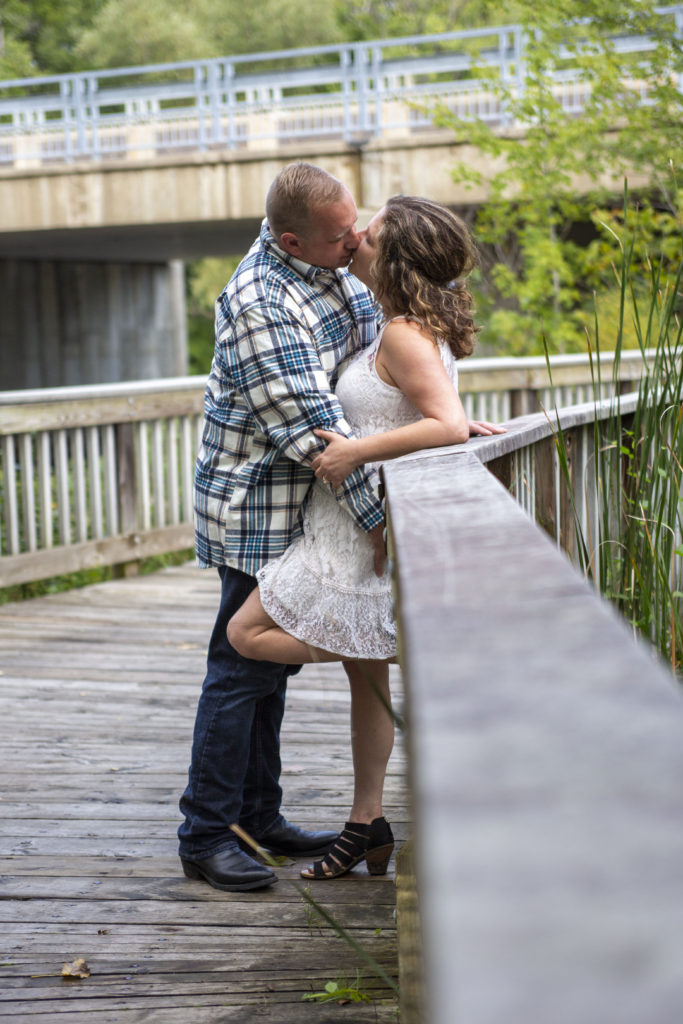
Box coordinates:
[0,0,508,76]
[438,0,682,355]
[186,258,240,375]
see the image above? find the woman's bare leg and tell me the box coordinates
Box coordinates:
[227,586,344,664]
[344,660,394,823]
[230,597,395,824]
[299,659,395,879]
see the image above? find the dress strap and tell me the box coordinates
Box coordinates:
[370,315,410,368]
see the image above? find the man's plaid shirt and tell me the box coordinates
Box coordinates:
[194,221,385,575]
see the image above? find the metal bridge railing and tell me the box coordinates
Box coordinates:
[0,6,681,168]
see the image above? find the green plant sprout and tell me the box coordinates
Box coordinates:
[230,824,400,998]
[302,970,372,1004]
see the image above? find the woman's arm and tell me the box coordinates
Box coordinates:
[312,320,470,487]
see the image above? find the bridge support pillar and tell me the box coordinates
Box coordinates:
[0,259,187,390]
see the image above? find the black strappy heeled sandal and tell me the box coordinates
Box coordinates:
[300,817,394,879]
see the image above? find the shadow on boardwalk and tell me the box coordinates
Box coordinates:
[0,563,405,1022]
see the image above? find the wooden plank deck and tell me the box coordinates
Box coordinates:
[0,563,405,1022]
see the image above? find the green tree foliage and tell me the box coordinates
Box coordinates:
[0,27,33,78]
[334,0,526,40]
[186,257,241,375]
[195,0,345,57]
[336,0,465,39]
[0,0,521,79]
[75,0,346,69]
[75,0,208,67]
[436,0,683,354]
[0,0,101,76]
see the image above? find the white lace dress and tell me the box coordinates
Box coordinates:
[256,319,459,659]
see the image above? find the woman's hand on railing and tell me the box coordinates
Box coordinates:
[468,419,507,436]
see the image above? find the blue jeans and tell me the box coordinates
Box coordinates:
[178,566,299,860]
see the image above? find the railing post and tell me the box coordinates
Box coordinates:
[86,75,100,160]
[195,64,208,152]
[371,44,383,138]
[59,78,72,163]
[115,422,140,577]
[395,838,423,1024]
[533,433,559,543]
[557,425,579,563]
[73,75,89,159]
[223,61,237,148]
[207,60,221,147]
[509,386,537,417]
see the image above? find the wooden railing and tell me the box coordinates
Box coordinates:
[0,350,654,587]
[0,377,204,586]
[384,402,683,1024]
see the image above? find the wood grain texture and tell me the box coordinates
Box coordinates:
[384,450,683,1024]
[0,563,404,1020]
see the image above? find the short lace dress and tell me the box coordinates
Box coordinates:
[256,318,459,659]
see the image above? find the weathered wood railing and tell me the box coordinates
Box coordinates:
[0,377,204,585]
[0,350,653,587]
[384,400,683,1024]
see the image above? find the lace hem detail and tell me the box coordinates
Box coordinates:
[257,556,397,660]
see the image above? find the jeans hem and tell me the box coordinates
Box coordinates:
[179,837,240,862]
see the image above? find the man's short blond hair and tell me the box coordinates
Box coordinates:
[266,163,347,242]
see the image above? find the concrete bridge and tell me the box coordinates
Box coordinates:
[0,10,679,389]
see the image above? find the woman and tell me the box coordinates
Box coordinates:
[228,195,503,879]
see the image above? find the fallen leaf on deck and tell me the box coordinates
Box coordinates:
[268,854,295,867]
[61,958,90,979]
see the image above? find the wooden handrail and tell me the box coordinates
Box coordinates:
[0,376,204,435]
[0,349,653,431]
[384,426,683,1023]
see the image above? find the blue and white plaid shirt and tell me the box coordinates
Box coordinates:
[194,220,385,574]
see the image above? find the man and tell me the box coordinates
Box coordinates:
[178,163,385,891]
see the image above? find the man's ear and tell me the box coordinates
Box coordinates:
[279,232,303,257]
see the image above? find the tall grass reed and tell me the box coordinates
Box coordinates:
[547,209,683,674]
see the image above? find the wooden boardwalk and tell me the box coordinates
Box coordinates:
[0,563,405,1022]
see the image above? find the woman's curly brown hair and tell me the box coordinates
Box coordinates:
[371,195,479,359]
